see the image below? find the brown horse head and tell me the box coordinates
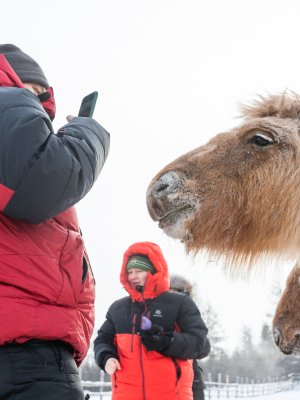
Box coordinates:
[147,92,300,267]
[273,264,300,356]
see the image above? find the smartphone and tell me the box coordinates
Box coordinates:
[78,91,98,117]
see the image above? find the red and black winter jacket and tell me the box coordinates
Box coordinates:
[94,242,210,400]
[0,55,110,365]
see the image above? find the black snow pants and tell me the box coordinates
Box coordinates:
[0,339,85,400]
[192,360,205,400]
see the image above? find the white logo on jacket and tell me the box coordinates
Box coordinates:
[153,309,163,317]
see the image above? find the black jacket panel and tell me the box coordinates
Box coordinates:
[94,293,210,369]
[162,294,210,360]
[0,87,110,223]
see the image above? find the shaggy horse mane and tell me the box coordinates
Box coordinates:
[240,91,300,120]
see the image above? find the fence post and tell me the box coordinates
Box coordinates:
[217,373,221,399]
[218,373,222,383]
[235,375,239,397]
[99,370,105,393]
[245,377,248,397]
[207,372,212,399]
[235,379,239,398]
[225,374,229,399]
[251,379,254,396]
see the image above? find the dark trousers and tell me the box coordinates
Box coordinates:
[193,359,205,400]
[192,385,205,400]
[0,340,84,400]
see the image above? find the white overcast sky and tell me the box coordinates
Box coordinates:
[2,0,299,352]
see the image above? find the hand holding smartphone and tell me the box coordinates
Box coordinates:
[78,91,98,117]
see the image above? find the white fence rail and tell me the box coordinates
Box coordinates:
[83,377,297,399]
[205,380,294,398]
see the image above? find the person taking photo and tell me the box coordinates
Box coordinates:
[0,44,110,400]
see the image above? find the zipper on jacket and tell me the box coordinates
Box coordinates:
[131,313,137,352]
[139,288,149,400]
[114,372,117,388]
[139,336,146,400]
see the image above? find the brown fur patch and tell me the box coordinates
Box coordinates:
[273,264,300,349]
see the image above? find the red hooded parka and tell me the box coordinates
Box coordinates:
[94,242,210,400]
[0,54,110,365]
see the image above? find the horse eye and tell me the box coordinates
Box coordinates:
[251,134,274,147]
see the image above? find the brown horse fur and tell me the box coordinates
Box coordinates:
[273,264,300,355]
[147,92,300,269]
[146,92,300,354]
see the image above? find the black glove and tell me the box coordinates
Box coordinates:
[141,324,174,352]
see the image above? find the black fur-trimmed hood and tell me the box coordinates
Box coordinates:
[169,274,193,297]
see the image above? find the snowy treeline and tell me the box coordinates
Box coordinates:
[200,303,300,383]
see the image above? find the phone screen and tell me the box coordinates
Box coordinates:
[78,91,98,117]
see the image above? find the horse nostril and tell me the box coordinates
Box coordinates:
[152,172,182,198]
[282,345,293,355]
[156,182,168,194]
[273,328,283,347]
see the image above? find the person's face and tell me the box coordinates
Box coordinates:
[23,82,46,96]
[127,268,148,289]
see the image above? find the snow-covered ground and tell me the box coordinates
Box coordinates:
[86,388,300,399]
[230,388,300,400]
[255,389,300,399]
[86,393,109,400]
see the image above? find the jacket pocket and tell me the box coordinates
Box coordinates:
[172,358,182,385]
[82,256,88,283]
[57,229,84,306]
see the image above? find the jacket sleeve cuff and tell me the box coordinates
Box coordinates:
[101,352,119,372]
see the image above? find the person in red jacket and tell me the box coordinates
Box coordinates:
[94,242,210,400]
[0,44,110,400]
